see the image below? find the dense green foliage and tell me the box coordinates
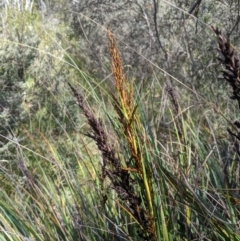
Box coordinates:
[1,1,240,240]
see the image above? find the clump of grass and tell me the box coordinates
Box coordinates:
[69,28,157,241]
[68,27,240,240]
[3,17,240,240]
[212,26,240,205]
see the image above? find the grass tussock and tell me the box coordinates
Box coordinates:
[68,27,240,240]
[69,28,157,241]
[3,16,240,240]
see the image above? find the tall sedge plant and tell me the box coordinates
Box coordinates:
[69,28,158,240]
[2,11,240,240]
[69,27,240,240]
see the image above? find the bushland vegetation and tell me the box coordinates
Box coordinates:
[1,0,240,240]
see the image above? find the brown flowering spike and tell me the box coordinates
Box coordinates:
[69,28,158,241]
[69,83,156,241]
[212,26,240,108]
